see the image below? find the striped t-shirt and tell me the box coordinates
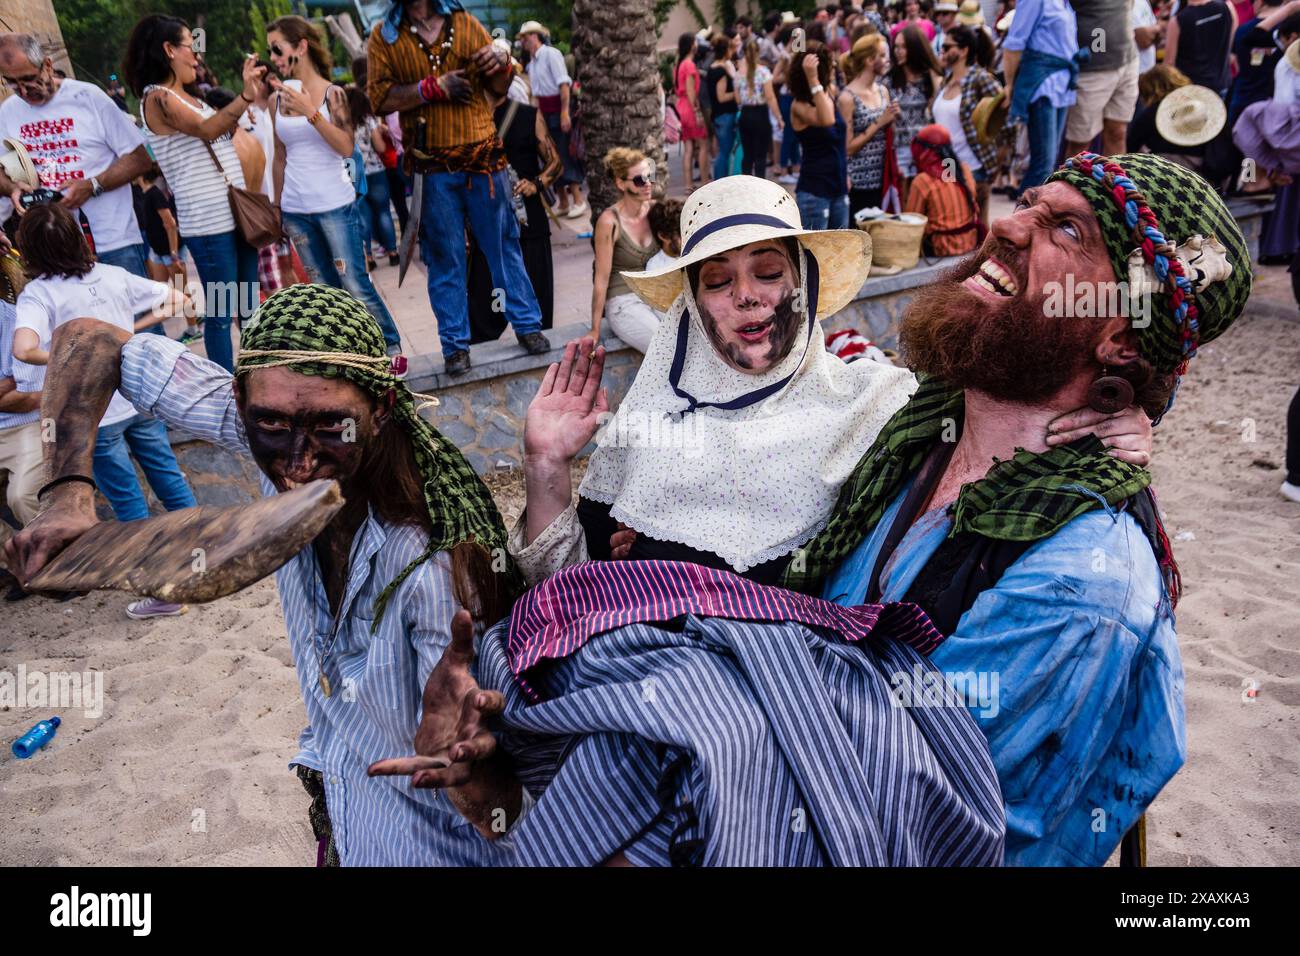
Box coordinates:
[140,86,244,237]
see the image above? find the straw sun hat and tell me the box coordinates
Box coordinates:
[1155,84,1226,147]
[621,176,873,319]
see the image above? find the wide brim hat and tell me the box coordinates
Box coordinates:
[0,137,38,189]
[957,0,985,26]
[621,176,872,320]
[972,89,1008,145]
[516,20,549,38]
[934,2,960,12]
[996,9,1015,31]
[1285,38,1300,74]
[1155,84,1226,147]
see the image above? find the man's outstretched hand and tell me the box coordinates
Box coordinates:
[368,609,522,840]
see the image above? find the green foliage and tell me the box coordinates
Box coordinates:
[682,0,708,29]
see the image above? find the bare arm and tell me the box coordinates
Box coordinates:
[3,318,135,582]
[1165,15,1180,69]
[521,339,608,545]
[272,104,287,206]
[0,376,39,415]
[134,285,191,331]
[1260,0,1300,30]
[589,211,617,339]
[159,207,181,255]
[763,78,781,122]
[144,87,248,143]
[1002,48,1021,96]
[11,328,47,366]
[319,86,357,158]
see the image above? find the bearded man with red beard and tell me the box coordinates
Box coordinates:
[784,152,1253,865]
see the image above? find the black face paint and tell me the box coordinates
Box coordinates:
[698,289,802,371]
[242,405,375,492]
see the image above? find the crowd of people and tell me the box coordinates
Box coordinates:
[0,0,1295,868]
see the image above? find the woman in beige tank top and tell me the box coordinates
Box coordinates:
[590,148,662,352]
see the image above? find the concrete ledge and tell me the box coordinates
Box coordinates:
[159,198,1278,483]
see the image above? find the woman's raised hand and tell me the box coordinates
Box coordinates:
[524,337,610,467]
[240,55,267,103]
[802,53,820,79]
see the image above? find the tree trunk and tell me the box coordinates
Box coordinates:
[571,0,666,223]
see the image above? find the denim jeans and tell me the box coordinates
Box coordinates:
[419,167,542,357]
[712,111,738,180]
[97,241,149,279]
[282,202,402,351]
[358,171,398,254]
[92,414,196,523]
[778,93,801,169]
[186,230,260,372]
[796,191,850,231]
[1019,98,1070,196]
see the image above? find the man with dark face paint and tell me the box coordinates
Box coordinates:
[5,284,528,866]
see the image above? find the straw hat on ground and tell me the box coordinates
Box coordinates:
[621,175,873,320]
[1156,84,1226,147]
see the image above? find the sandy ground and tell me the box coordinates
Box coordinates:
[1,276,1296,867]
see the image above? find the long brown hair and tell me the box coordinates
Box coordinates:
[268,15,333,79]
[360,414,516,626]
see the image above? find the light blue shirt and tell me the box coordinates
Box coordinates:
[1002,0,1080,109]
[118,333,517,865]
[823,479,1186,866]
[0,299,45,431]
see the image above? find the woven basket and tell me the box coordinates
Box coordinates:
[861,214,928,271]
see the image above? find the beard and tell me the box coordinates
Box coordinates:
[697,289,803,371]
[898,239,1100,403]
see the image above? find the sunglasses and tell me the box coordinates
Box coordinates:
[941,44,957,52]
[270,43,288,57]
[630,172,656,187]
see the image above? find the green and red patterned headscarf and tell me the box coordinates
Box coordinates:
[1046,152,1252,383]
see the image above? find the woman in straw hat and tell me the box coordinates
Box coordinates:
[509,174,1150,585]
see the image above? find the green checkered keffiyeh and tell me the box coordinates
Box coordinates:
[236,284,520,628]
[781,377,1152,595]
[1046,153,1252,376]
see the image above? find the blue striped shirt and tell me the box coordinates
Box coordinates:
[0,300,45,431]
[117,333,507,865]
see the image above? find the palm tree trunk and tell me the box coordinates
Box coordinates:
[571,0,666,222]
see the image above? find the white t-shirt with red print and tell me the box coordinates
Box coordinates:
[0,79,146,254]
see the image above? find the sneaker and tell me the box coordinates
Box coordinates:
[179,326,203,345]
[444,350,472,376]
[564,201,589,219]
[1281,481,1300,504]
[126,597,187,620]
[517,331,551,355]
[777,173,797,184]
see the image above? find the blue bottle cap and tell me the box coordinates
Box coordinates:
[49,716,61,727]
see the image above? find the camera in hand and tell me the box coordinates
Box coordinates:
[19,187,63,211]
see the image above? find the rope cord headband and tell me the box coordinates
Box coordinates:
[236,284,519,629]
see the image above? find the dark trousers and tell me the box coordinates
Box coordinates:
[849,187,883,219]
[739,106,772,180]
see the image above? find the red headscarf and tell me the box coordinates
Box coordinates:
[910,124,951,182]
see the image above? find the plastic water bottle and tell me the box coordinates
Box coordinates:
[12,717,60,759]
